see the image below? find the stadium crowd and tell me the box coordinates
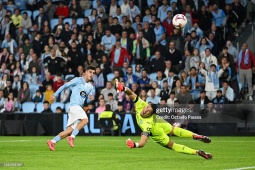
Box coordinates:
[0,0,254,114]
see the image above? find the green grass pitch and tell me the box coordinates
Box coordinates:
[0,136,255,170]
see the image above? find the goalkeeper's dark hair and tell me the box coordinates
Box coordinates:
[151,104,157,114]
[86,66,96,71]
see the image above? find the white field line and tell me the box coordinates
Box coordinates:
[224,166,255,170]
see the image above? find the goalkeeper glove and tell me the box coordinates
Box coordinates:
[126,138,139,148]
[115,79,125,92]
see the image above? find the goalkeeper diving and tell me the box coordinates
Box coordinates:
[115,79,213,159]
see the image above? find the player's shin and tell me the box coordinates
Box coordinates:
[51,135,61,144]
[171,143,197,155]
[172,127,193,138]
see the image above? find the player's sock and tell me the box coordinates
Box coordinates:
[172,143,197,155]
[173,127,193,138]
[70,128,79,138]
[51,135,61,144]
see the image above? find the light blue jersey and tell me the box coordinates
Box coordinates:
[69,83,94,107]
[54,77,94,107]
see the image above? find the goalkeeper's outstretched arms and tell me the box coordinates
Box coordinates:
[126,133,149,148]
[115,79,137,101]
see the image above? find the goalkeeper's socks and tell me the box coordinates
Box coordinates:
[172,143,197,155]
[70,128,79,138]
[173,127,193,138]
[51,135,61,144]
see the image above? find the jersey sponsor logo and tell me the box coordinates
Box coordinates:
[80,91,87,98]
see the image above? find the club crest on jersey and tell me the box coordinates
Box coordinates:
[80,91,87,98]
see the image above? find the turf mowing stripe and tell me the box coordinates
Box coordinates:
[224,166,255,170]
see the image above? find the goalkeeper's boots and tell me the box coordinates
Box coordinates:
[47,140,55,151]
[197,150,213,160]
[67,136,74,148]
[193,134,211,143]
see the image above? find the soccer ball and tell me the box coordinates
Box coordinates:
[172,14,187,29]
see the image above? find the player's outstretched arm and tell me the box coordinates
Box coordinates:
[126,133,149,148]
[115,79,137,101]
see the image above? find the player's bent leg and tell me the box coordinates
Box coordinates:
[166,140,213,159]
[170,126,211,143]
[47,127,74,151]
[67,118,89,148]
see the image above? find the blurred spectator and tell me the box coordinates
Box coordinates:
[29,66,39,84]
[176,85,193,104]
[172,79,182,96]
[0,48,9,67]
[101,29,116,54]
[162,11,174,37]
[3,79,14,98]
[186,67,205,100]
[126,0,141,21]
[12,75,21,94]
[221,80,235,103]
[123,94,134,112]
[0,73,8,90]
[199,64,225,100]
[44,84,54,104]
[95,98,106,116]
[44,49,65,75]
[131,83,140,96]
[0,16,16,41]
[167,91,177,106]
[133,64,142,78]
[216,57,231,86]
[34,8,49,31]
[226,40,238,63]
[146,88,161,104]
[106,93,117,111]
[139,89,148,101]
[165,41,182,73]
[93,66,105,89]
[200,48,218,70]
[32,90,43,104]
[198,5,213,32]
[84,55,97,70]
[110,41,130,69]
[179,70,188,85]
[189,48,200,70]
[41,101,53,113]
[155,70,167,89]
[149,51,165,73]
[132,31,150,66]
[195,90,210,109]
[123,66,138,89]
[17,81,31,107]
[218,46,235,72]
[137,69,151,91]
[212,90,225,112]
[11,9,22,28]
[114,102,125,114]
[53,73,64,92]
[3,92,16,113]
[43,0,56,20]
[147,81,160,97]
[101,81,117,101]
[211,4,226,28]
[86,103,96,114]
[142,21,156,48]
[55,107,63,113]
[69,0,82,18]
[40,72,53,92]
[6,0,16,15]
[1,34,18,54]
[0,4,6,18]
[160,80,171,100]
[167,68,179,89]
[236,43,255,101]
[110,70,123,85]
[55,1,68,18]
[0,90,4,111]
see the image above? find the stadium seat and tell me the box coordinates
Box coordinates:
[99,118,114,136]
[21,10,32,18]
[77,18,84,25]
[64,18,72,25]
[36,102,44,113]
[65,102,70,113]
[50,19,58,30]
[147,0,154,6]
[29,84,39,98]
[65,74,75,80]
[51,102,64,113]
[107,73,114,81]
[118,0,123,6]
[92,0,97,8]
[33,10,39,21]
[84,9,92,17]
[149,73,157,81]
[22,102,35,113]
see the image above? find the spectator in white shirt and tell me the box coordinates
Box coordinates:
[220,80,235,103]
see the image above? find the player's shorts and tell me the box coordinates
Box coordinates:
[67,105,88,129]
[150,123,173,146]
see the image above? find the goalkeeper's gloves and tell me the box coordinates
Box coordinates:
[115,79,125,92]
[126,138,139,148]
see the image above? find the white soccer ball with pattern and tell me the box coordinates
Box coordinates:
[173,14,187,29]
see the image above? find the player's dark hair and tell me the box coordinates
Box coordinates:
[86,66,96,71]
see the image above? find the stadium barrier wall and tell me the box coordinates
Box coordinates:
[0,104,255,136]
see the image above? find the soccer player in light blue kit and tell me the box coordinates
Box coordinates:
[47,66,96,151]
